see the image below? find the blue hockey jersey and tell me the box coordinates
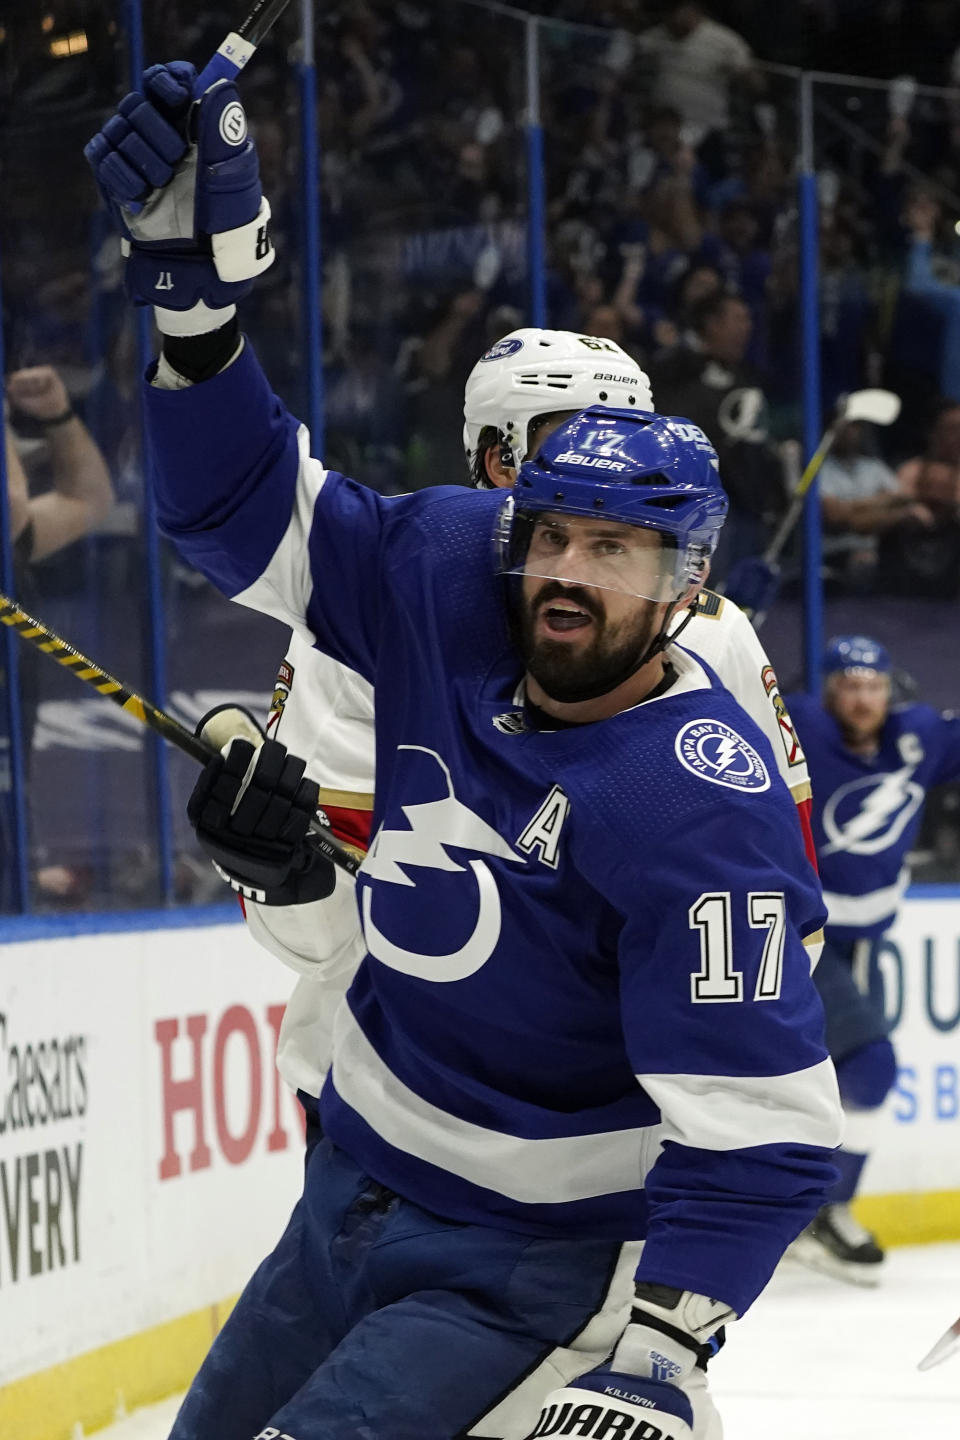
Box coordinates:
[145,342,842,1316]
[788,694,960,942]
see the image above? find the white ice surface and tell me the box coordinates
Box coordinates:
[93,1243,960,1440]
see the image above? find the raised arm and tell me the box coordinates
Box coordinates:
[4,429,31,545]
[6,368,114,560]
[84,59,412,681]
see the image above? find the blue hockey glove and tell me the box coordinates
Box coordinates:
[523,1285,734,1440]
[187,706,335,907]
[84,61,274,313]
[721,555,781,621]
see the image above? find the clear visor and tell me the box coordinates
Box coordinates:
[499,509,685,602]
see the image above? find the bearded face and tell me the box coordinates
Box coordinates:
[514,515,674,704]
[826,671,891,748]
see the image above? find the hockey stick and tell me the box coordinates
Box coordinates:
[192,0,294,97]
[723,388,902,626]
[762,389,902,571]
[918,1313,960,1371]
[0,593,361,878]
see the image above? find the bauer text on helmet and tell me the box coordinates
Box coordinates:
[497,407,727,602]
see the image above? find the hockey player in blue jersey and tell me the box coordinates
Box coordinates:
[86,64,843,1440]
[787,635,960,1285]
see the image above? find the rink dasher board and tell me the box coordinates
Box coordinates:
[853,892,960,1241]
[0,894,959,1440]
[0,910,305,1440]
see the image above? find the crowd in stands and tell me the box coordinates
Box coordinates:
[214,0,960,600]
[5,1,960,563]
[3,0,960,586]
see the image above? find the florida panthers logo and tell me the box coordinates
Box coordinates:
[360,747,521,981]
[761,664,805,768]
[266,659,294,734]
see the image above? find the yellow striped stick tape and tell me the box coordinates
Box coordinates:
[0,590,360,875]
[0,590,209,762]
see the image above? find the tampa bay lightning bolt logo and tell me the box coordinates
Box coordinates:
[675,719,770,792]
[480,337,524,362]
[822,766,924,856]
[360,747,522,981]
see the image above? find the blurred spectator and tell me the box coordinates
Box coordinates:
[636,3,760,162]
[818,418,934,591]
[878,458,960,598]
[818,220,873,411]
[608,167,705,352]
[699,203,770,309]
[625,105,710,201]
[670,264,725,338]
[582,303,630,350]
[406,289,491,487]
[714,138,791,235]
[3,366,114,905]
[901,190,960,402]
[5,367,114,563]
[648,292,786,569]
[898,401,960,492]
[697,201,772,363]
[895,402,960,590]
[323,334,407,495]
[417,289,488,385]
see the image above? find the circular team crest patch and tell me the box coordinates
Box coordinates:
[219,101,248,146]
[480,337,524,362]
[675,718,770,792]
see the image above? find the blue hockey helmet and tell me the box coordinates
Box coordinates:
[823,634,892,677]
[495,407,728,601]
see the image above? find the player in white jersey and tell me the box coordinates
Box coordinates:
[233,331,815,1100]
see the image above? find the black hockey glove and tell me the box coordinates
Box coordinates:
[187,705,336,906]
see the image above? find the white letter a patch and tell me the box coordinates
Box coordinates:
[516,785,569,870]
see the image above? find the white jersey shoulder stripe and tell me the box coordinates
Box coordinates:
[822,868,910,928]
[234,426,327,638]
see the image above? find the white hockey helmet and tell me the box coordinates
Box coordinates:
[463,327,655,480]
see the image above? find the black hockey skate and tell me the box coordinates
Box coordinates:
[787,1203,886,1287]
